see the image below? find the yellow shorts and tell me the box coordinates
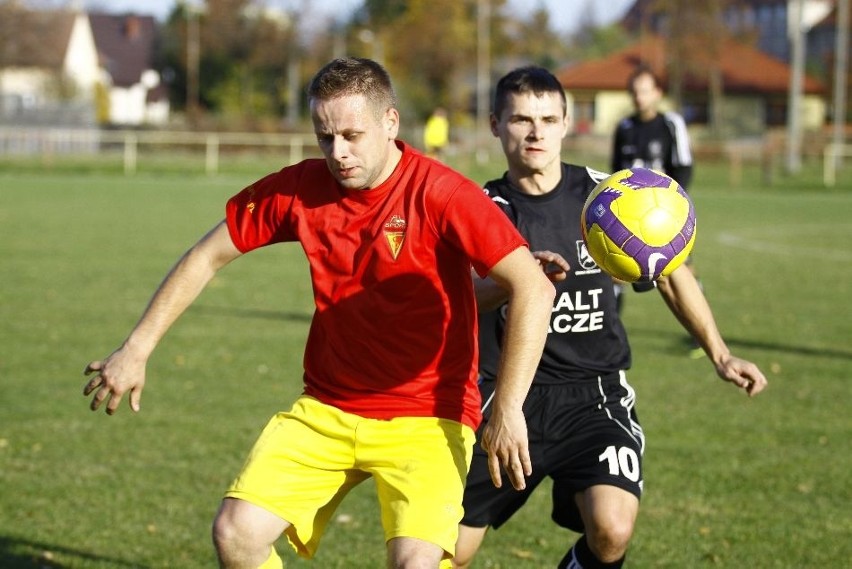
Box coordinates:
[225,396,475,559]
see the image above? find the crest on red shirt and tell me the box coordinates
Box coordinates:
[383,214,407,260]
[246,184,256,214]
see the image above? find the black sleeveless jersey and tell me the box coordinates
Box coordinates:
[479,163,632,384]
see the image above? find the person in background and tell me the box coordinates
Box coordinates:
[453,65,767,569]
[424,106,450,159]
[611,65,702,355]
[82,57,554,569]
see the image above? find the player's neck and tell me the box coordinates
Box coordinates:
[508,165,561,196]
[638,109,659,122]
[367,142,403,190]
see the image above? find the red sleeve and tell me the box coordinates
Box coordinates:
[225,170,296,253]
[440,179,528,277]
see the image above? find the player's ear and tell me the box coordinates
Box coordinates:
[489,113,500,137]
[384,108,400,138]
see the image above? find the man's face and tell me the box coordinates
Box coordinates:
[491,91,569,176]
[311,94,399,190]
[630,73,662,119]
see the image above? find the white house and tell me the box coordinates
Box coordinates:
[0,7,168,126]
[88,12,170,126]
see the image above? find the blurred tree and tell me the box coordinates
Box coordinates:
[388,0,479,117]
[498,4,569,70]
[349,0,572,120]
[160,0,294,129]
[566,23,631,62]
[362,0,408,27]
[152,0,578,129]
[630,0,733,132]
[350,0,477,117]
[567,0,631,61]
[204,0,293,126]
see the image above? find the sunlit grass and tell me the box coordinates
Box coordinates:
[1,156,850,567]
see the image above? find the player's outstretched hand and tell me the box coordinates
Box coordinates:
[480,406,531,491]
[531,250,569,283]
[715,354,767,397]
[83,347,147,415]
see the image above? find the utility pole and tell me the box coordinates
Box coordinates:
[186,1,201,127]
[786,0,805,173]
[476,0,490,164]
[285,7,303,128]
[832,0,850,169]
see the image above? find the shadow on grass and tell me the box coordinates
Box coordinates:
[0,536,145,568]
[191,304,313,323]
[188,306,852,362]
[628,327,852,361]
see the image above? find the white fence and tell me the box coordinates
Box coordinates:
[823,142,852,187]
[0,127,318,175]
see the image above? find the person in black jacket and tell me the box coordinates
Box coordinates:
[612,65,702,350]
[612,65,693,189]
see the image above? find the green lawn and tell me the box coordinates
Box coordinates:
[0,155,850,568]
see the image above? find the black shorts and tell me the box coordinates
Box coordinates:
[461,372,644,533]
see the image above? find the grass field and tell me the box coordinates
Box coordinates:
[1,154,850,568]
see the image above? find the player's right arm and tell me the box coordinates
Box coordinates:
[83,220,242,415]
[478,246,555,491]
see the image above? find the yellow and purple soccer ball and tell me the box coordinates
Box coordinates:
[581,168,697,283]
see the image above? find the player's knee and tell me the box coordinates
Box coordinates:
[212,498,289,566]
[587,516,635,562]
[211,513,240,560]
[452,525,487,568]
[387,537,445,569]
[452,550,474,569]
[212,510,264,565]
[452,540,477,568]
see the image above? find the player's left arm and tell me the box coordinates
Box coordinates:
[656,265,768,397]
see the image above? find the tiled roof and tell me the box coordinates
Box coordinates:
[2,10,75,68]
[89,12,158,88]
[557,34,825,95]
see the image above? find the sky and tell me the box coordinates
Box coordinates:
[71,0,635,34]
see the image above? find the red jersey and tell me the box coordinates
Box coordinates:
[226,142,526,429]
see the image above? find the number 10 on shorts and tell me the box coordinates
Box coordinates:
[599,445,640,482]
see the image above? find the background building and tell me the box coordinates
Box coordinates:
[0,6,168,127]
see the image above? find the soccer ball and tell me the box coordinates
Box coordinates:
[581,168,696,282]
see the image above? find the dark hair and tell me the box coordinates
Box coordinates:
[628,64,663,92]
[493,66,567,119]
[307,57,397,116]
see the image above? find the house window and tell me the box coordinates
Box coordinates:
[766,101,786,126]
[573,100,594,135]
